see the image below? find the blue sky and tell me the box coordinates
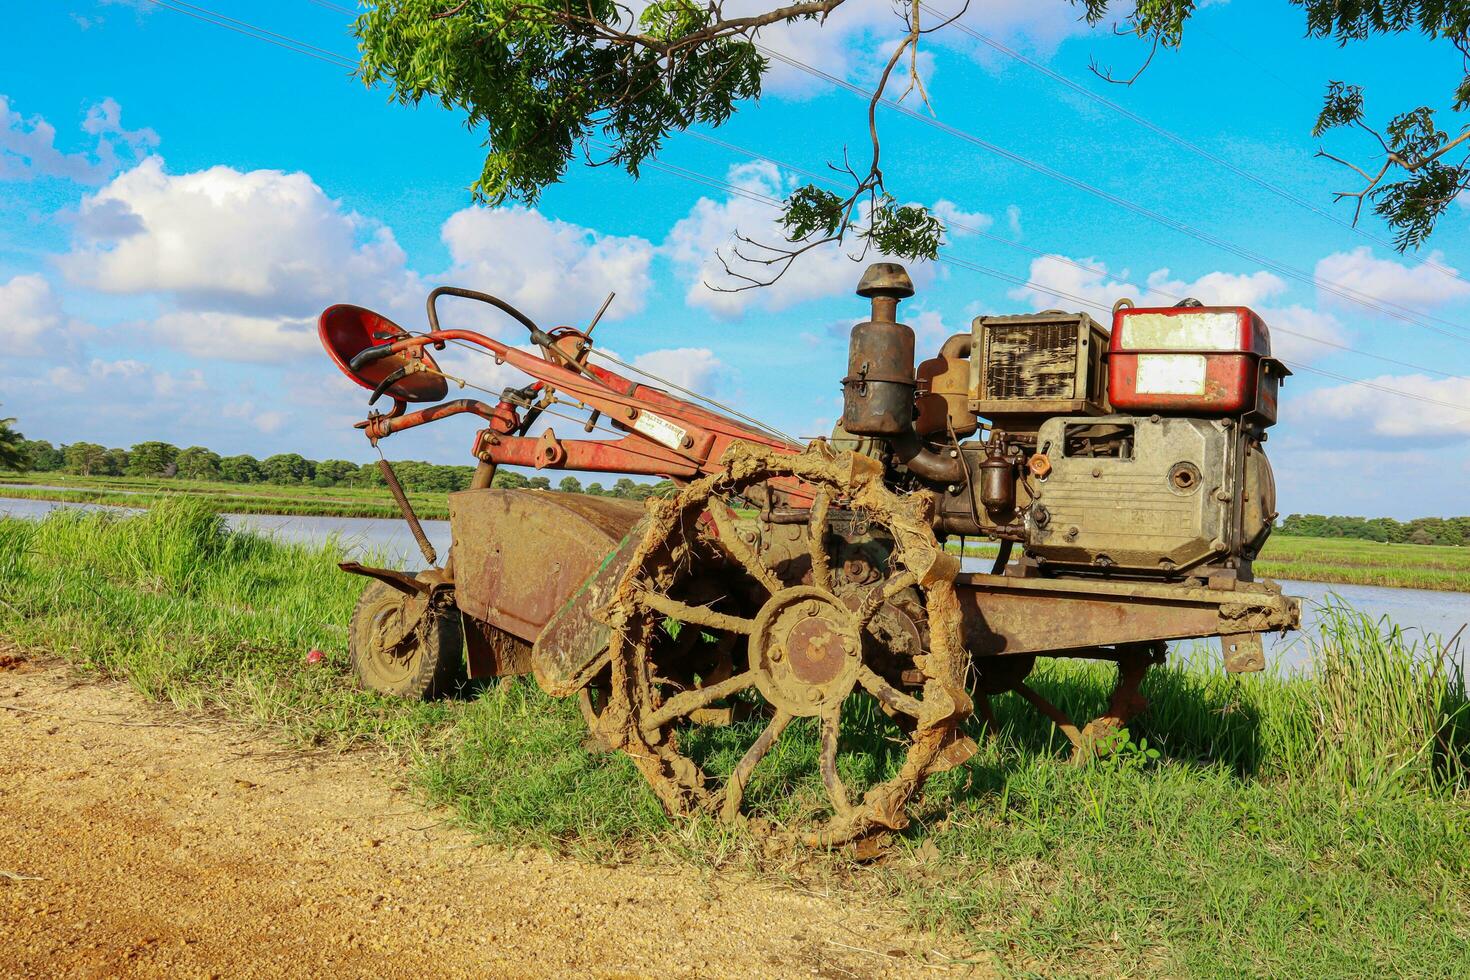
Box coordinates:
[3,0,1469,517]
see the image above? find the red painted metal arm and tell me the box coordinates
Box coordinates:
[471,430,702,479]
[360,399,512,439]
[357,327,815,502]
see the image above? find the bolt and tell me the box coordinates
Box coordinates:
[949,449,959,458]
[769,645,784,663]
[1091,466,1102,478]
[680,435,694,449]
[1066,526,1079,540]
[806,688,823,703]
[624,406,637,420]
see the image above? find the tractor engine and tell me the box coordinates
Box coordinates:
[841,263,1289,584]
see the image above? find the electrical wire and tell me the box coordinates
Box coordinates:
[630,149,1470,415]
[153,5,1469,414]
[143,0,357,68]
[922,2,1470,292]
[755,42,1470,341]
[304,0,358,15]
[681,129,1470,383]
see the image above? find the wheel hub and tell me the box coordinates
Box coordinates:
[750,587,860,717]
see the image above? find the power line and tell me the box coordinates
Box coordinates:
[143,0,357,68]
[304,0,358,14]
[151,7,1469,413]
[755,43,1470,342]
[628,146,1470,414]
[924,3,1470,291]
[683,129,1469,382]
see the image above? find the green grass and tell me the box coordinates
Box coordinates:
[1258,535,1470,592]
[1,501,1467,976]
[8,474,1469,591]
[0,472,444,519]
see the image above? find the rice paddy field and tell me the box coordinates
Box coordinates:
[0,500,1466,976]
[3,473,1468,592]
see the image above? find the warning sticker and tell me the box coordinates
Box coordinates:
[633,410,690,450]
[1135,354,1207,395]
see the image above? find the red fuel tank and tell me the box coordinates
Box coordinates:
[1107,305,1289,426]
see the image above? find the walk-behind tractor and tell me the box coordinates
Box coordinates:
[318,264,1300,844]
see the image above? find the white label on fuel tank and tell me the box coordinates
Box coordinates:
[1136,353,1207,395]
[633,410,690,450]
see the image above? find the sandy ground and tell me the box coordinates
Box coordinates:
[0,651,977,978]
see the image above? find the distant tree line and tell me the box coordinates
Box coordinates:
[2,427,674,499]
[1277,514,1470,547]
[5,421,1465,535]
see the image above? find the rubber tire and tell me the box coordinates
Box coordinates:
[348,579,465,700]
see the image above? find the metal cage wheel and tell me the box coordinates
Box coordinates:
[594,442,977,845]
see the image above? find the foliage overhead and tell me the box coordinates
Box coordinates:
[355,0,1470,278]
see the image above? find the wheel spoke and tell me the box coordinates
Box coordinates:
[720,709,793,821]
[819,704,851,816]
[636,589,756,635]
[642,670,759,733]
[807,492,832,592]
[852,570,918,633]
[856,665,926,718]
[707,501,783,594]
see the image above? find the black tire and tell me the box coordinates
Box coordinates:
[348,579,465,700]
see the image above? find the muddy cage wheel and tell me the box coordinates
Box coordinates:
[592,442,976,846]
[348,579,464,700]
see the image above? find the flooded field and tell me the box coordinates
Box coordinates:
[4,496,1462,673]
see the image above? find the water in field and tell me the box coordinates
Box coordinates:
[4,496,1462,673]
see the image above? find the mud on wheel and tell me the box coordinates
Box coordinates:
[349,579,465,700]
[589,442,976,846]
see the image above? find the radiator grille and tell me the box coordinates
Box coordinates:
[983,324,1078,400]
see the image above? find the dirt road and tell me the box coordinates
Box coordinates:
[0,651,971,978]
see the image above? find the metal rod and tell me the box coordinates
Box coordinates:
[584,347,803,448]
[377,456,438,567]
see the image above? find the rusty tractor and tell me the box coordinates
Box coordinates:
[318,265,1300,844]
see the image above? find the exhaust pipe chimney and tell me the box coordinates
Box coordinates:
[841,263,963,484]
[841,263,916,437]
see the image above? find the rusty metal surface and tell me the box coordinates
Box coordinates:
[378,458,438,566]
[448,489,644,644]
[1221,632,1267,673]
[337,561,432,595]
[532,519,644,697]
[955,571,1299,657]
[463,616,534,679]
[587,441,973,846]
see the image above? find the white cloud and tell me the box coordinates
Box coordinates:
[1314,247,1470,310]
[439,204,655,329]
[632,347,725,394]
[1008,258,1348,363]
[1143,268,1350,364]
[1294,374,1470,443]
[749,0,1094,97]
[1008,254,1136,311]
[664,161,935,317]
[144,311,319,364]
[0,273,90,356]
[63,157,417,318]
[1,95,153,184]
[32,357,205,399]
[82,97,159,154]
[932,199,993,237]
[1005,205,1022,237]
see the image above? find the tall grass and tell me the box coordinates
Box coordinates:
[1,502,1467,975]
